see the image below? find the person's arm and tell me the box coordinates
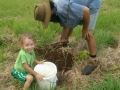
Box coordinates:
[23,62,43,80]
[23,62,37,76]
[34,59,45,64]
[82,6,90,40]
[34,60,39,64]
[83,6,90,30]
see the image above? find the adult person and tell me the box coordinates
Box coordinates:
[34,0,102,75]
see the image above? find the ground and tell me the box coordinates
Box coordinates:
[35,46,74,72]
[0,38,120,90]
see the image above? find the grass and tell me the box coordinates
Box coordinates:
[0,0,119,49]
[90,74,120,90]
[0,0,120,90]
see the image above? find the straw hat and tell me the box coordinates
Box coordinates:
[34,0,51,28]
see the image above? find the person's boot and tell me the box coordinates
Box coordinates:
[82,57,100,75]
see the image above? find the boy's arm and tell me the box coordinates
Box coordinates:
[34,60,39,64]
[23,62,43,80]
[23,62,38,76]
[34,59,45,64]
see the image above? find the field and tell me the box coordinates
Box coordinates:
[0,0,120,90]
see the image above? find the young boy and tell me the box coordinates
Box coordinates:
[11,33,45,90]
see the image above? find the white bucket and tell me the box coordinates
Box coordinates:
[34,62,58,90]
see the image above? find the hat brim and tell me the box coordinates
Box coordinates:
[41,0,51,28]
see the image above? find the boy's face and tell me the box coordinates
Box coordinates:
[22,37,35,53]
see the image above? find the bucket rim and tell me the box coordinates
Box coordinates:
[34,61,57,80]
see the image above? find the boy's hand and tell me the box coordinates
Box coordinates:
[38,60,46,64]
[35,73,44,80]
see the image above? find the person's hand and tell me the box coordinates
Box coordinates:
[82,29,90,40]
[38,60,46,64]
[35,73,44,80]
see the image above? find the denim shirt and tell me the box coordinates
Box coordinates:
[53,0,102,28]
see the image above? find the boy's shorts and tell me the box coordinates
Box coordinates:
[11,68,28,84]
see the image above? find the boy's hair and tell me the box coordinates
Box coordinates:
[18,32,36,46]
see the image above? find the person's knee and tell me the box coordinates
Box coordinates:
[26,74,34,82]
[88,30,94,38]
